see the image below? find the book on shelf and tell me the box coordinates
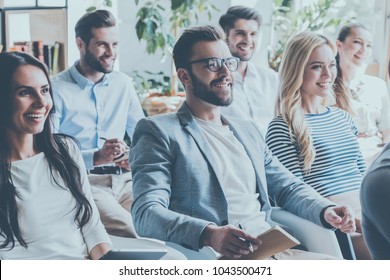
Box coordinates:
[12,41,34,56]
[43,43,53,74]
[10,40,63,74]
[33,40,44,63]
[51,42,61,75]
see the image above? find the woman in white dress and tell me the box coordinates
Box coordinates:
[333,23,390,166]
[0,52,112,259]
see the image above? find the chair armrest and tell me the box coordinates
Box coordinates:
[271,207,343,258]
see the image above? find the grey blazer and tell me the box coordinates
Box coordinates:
[130,102,332,251]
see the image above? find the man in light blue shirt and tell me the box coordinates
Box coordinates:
[52,10,144,238]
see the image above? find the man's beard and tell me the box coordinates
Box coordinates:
[189,70,233,107]
[227,39,253,62]
[85,48,115,74]
[230,49,253,62]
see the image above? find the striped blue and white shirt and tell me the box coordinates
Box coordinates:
[265,107,366,197]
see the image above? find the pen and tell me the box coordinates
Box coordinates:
[100,137,107,141]
[238,224,254,253]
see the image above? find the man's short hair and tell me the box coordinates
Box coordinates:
[173,25,225,70]
[75,9,116,44]
[219,6,262,35]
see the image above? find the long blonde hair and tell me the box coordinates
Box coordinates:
[277,31,337,172]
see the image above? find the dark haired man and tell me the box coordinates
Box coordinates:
[52,10,144,238]
[130,25,355,259]
[219,6,279,136]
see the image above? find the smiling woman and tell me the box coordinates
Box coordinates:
[9,65,53,141]
[0,52,112,260]
[332,23,390,166]
[265,31,369,259]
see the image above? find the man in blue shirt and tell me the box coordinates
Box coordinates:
[52,10,144,238]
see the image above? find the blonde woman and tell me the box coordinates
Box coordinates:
[333,23,390,166]
[265,31,369,259]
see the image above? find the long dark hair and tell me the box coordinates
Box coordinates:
[0,52,92,249]
[334,23,369,115]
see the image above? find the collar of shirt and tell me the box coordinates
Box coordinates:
[69,60,110,89]
[234,61,257,84]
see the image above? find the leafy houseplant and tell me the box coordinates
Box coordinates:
[131,70,179,99]
[87,0,113,12]
[269,0,350,71]
[134,0,218,95]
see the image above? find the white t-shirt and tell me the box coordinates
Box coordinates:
[195,118,271,236]
[0,138,111,259]
[349,73,390,164]
[221,62,279,137]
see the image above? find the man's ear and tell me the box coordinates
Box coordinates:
[76,37,85,52]
[177,68,191,86]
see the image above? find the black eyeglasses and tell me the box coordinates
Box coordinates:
[187,57,239,72]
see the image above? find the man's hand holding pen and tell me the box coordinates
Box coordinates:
[200,224,261,259]
[238,224,254,253]
[93,137,130,170]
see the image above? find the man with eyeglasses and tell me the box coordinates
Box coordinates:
[130,25,355,259]
[219,6,279,136]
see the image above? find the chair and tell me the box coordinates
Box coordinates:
[334,229,356,260]
[166,207,343,260]
[271,208,343,258]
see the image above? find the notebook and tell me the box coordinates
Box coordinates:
[99,248,167,260]
[219,225,300,260]
[103,235,168,260]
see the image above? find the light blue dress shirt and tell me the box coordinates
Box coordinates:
[51,61,145,169]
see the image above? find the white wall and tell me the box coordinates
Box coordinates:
[116,0,230,76]
[252,0,274,66]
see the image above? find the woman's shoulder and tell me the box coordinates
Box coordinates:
[53,134,80,155]
[361,74,386,85]
[266,115,290,138]
[361,74,388,95]
[268,115,288,129]
[269,114,287,124]
[326,107,356,130]
[328,106,352,119]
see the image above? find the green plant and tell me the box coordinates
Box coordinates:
[269,0,351,71]
[132,70,172,99]
[134,0,218,95]
[135,0,217,55]
[86,0,112,12]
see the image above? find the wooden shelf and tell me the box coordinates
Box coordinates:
[1,4,68,72]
